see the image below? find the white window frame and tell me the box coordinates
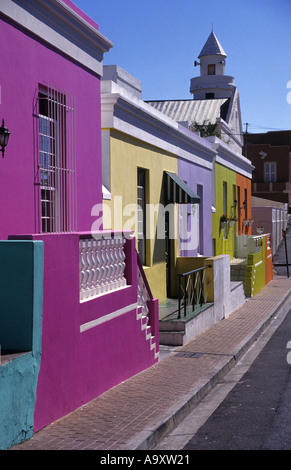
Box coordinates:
[264,162,276,183]
[39,114,57,233]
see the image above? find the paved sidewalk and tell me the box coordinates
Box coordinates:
[10,275,291,451]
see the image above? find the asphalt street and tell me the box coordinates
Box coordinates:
[183,301,291,450]
[154,295,291,450]
[154,225,291,451]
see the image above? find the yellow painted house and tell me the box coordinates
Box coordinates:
[212,162,237,257]
[102,129,177,302]
[100,65,214,303]
[209,138,254,259]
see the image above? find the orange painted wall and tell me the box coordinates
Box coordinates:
[236,174,252,235]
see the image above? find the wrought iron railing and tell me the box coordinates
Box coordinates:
[178,265,211,319]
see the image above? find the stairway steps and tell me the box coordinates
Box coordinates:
[159,330,185,346]
[230,263,247,282]
[136,305,159,360]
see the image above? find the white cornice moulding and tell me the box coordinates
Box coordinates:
[210,136,254,178]
[101,90,215,169]
[2,0,113,75]
[101,88,254,178]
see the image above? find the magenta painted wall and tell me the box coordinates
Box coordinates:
[13,233,158,432]
[2,7,159,435]
[0,14,102,239]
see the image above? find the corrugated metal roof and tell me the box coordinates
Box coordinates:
[147,98,229,126]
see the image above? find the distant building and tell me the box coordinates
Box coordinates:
[251,196,288,255]
[244,130,291,213]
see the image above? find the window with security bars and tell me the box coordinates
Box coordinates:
[37,84,76,233]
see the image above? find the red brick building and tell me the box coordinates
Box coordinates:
[244,131,291,212]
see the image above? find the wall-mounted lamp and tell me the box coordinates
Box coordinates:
[231,200,237,216]
[0,119,10,158]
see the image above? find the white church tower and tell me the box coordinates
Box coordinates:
[190,30,236,100]
[147,29,245,154]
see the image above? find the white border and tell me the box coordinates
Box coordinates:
[80,302,138,332]
[1,0,112,75]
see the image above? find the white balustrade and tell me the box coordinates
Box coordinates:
[248,235,263,254]
[137,263,150,318]
[267,233,271,250]
[80,235,126,301]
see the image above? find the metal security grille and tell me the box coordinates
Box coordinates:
[36,83,76,233]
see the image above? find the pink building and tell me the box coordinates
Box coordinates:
[0,0,158,442]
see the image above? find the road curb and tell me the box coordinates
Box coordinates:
[124,285,291,450]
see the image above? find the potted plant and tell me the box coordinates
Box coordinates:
[229,216,237,228]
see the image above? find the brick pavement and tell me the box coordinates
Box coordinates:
[9,275,291,451]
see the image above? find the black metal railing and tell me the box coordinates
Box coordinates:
[178,265,211,319]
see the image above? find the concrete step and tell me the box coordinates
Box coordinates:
[159,320,185,332]
[159,330,185,346]
[230,263,247,282]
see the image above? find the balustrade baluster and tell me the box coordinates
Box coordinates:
[81,239,90,299]
[100,239,107,293]
[118,237,124,285]
[91,239,98,296]
[112,237,120,289]
[79,235,127,301]
[108,238,116,291]
[87,238,95,297]
[95,239,102,295]
[120,237,126,287]
[80,239,86,301]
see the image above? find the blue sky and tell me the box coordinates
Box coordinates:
[74,0,291,134]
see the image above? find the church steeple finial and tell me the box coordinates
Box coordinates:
[198,30,226,59]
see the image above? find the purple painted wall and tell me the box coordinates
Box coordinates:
[178,159,213,257]
[1,5,159,436]
[0,13,102,239]
[12,233,158,432]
